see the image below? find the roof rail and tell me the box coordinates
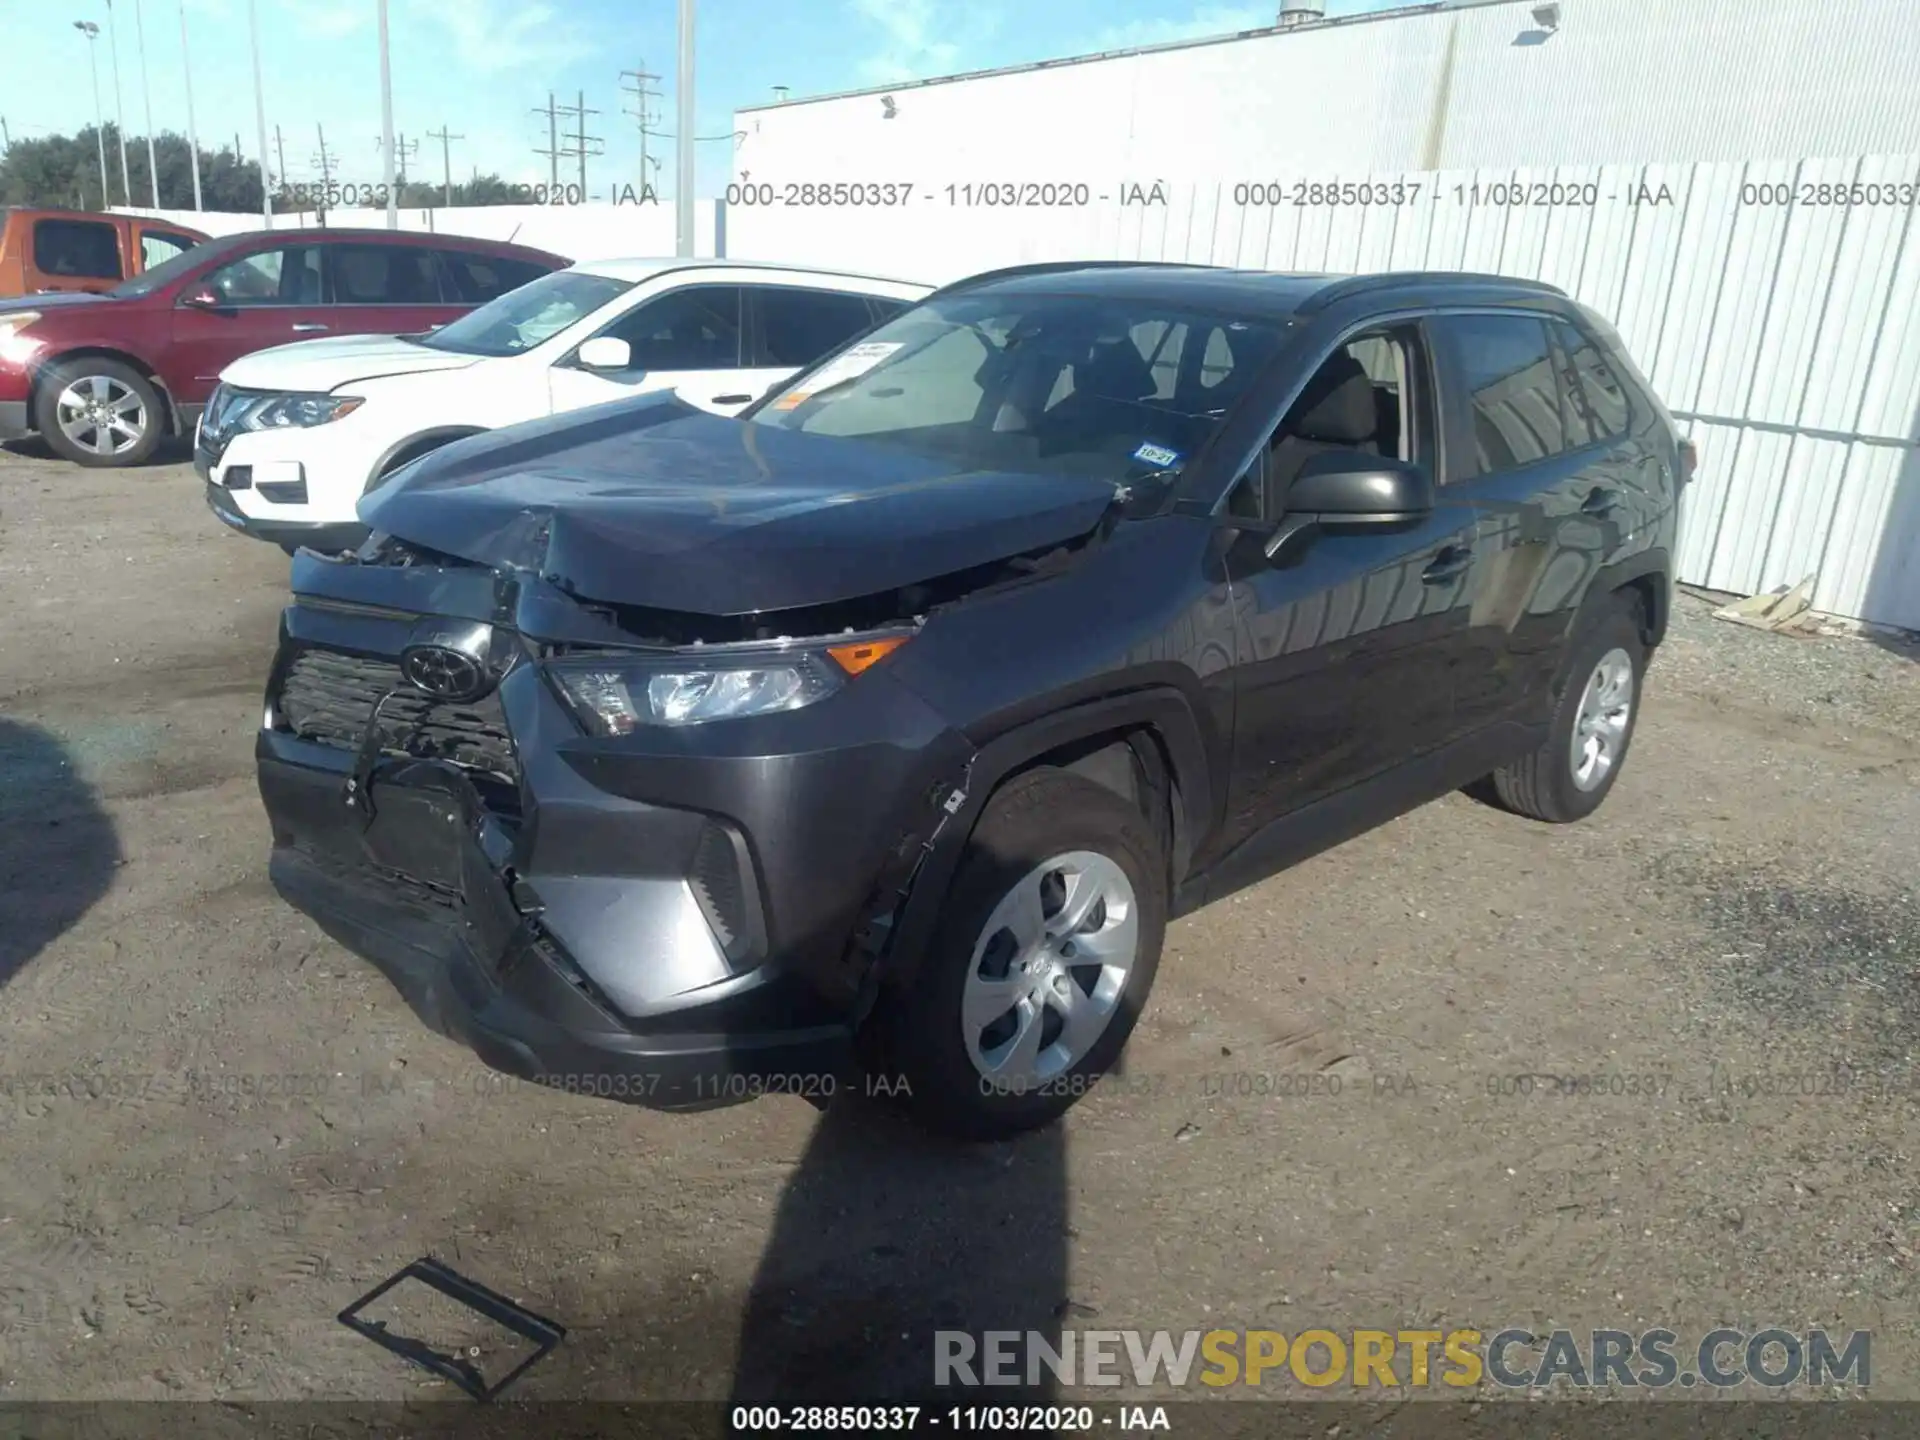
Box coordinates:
[1295,270,1569,314]
[925,259,1222,299]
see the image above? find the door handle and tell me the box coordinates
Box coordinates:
[711,393,753,405]
[1582,486,1619,517]
[1421,546,1474,585]
[291,323,329,333]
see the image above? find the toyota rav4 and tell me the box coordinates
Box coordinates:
[253,262,1691,1140]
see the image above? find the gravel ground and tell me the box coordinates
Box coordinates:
[1,445,1917,1408]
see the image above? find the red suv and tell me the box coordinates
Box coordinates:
[0,228,569,467]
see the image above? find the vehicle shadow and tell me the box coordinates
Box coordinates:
[725,1088,1067,1415]
[1,434,193,466]
[0,716,121,987]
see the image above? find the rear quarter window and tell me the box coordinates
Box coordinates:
[33,219,123,280]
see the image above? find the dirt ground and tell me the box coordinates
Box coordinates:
[2,439,1918,1409]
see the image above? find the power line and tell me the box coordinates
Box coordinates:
[375,131,420,188]
[426,125,463,206]
[532,90,603,198]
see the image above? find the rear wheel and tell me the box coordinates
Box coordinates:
[1486,595,1646,823]
[883,768,1167,1141]
[35,359,164,467]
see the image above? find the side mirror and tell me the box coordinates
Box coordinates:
[180,286,222,310]
[576,336,632,371]
[1286,450,1433,527]
[1261,451,1434,561]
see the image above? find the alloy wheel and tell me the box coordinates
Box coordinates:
[55,375,149,458]
[961,850,1139,1086]
[1570,646,1634,792]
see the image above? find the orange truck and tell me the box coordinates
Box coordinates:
[0,207,211,298]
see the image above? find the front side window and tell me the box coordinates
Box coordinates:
[140,231,196,270]
[33,219,121,280]
[1436,314,1566,478]
[750,291,1287,487]
[601,286,744,370]
[1256,326,1432,513]
[202,246,324,306]
[419,269,634,356]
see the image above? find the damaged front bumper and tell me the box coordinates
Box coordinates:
[257,551,973,1108]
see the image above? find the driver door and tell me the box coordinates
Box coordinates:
[546,284,754,416]
[1217,323,1476,856]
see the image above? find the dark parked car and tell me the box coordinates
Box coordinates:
[0,228,568,466]
[253,262,1692,1139]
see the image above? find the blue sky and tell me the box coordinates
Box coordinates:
[1,0,1405,201]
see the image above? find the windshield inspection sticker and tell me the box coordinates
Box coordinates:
[1133,442,1181,469]
[774,341,902,409]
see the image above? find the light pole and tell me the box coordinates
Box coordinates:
[133,0,160,207]
[103,0,132,205]
[73,21,112,209]
[377,0,397,228]
[676,0,695,255]
[247,0,273,224]
[176,0,203,210]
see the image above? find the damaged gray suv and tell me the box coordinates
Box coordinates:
[255,261,1688,1139]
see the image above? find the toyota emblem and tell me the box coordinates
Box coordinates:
[400,644,488,701]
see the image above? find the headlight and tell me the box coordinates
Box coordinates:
[547,635,909,733]
[242,393,364,429]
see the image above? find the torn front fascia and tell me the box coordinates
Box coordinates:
[840,757,977,1023]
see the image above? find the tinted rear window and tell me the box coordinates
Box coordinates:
[34,219,122,280]
[438,251,551,303]
[754,287,880,366]
[1435,313,1566,476]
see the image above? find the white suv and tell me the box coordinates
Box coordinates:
[196,258,931,551]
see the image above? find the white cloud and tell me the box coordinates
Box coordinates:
[849,0,1002,85]
[1090,4,1274,52]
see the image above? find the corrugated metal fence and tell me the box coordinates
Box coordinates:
[729,154,1920,633]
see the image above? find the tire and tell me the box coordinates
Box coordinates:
[34,358,165,468]
[884,767,1168,1141]
[1487,595,1647,823]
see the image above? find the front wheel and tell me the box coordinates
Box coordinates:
[35,359,165,467]
[884,768,1167,1141]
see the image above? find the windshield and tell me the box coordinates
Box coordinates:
[417,269,635,356]
[748,291,1288,487]
[106,237,229,298]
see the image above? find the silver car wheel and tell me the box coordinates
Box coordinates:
[961,850,1139,1087]
[1570,646,1634,792]
[55,374,149,457]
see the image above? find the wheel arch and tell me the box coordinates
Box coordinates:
[872,688,1214,1003]
[30,347,181,435]
[363,426,489,494]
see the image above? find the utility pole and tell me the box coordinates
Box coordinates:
[426,125,463,207]
[74,24,112,208]
[177,0,204,209]
[312,124,337,223]
[247,0,272,224]
[676,0,695,255]
[533,93,560,191]
[0,117,10,153]
[572,91,601,199]
[377,132,420,189]
[377,0,396,228]
[274,124,288,202]
[620,65,663,197]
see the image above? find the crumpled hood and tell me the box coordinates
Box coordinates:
[222,332,480,390]
[359,394,1120,616]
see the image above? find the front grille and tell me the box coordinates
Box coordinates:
[276,647,520,804]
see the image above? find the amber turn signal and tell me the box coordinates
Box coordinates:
[827,635,909,675]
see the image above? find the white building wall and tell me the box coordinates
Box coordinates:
[720,0,1920,632]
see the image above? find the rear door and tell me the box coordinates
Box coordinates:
[26,216,125,293]
[324,241,453,340]
[167,241,329,399]
[740,285,892,414]
[545,283,750,415]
